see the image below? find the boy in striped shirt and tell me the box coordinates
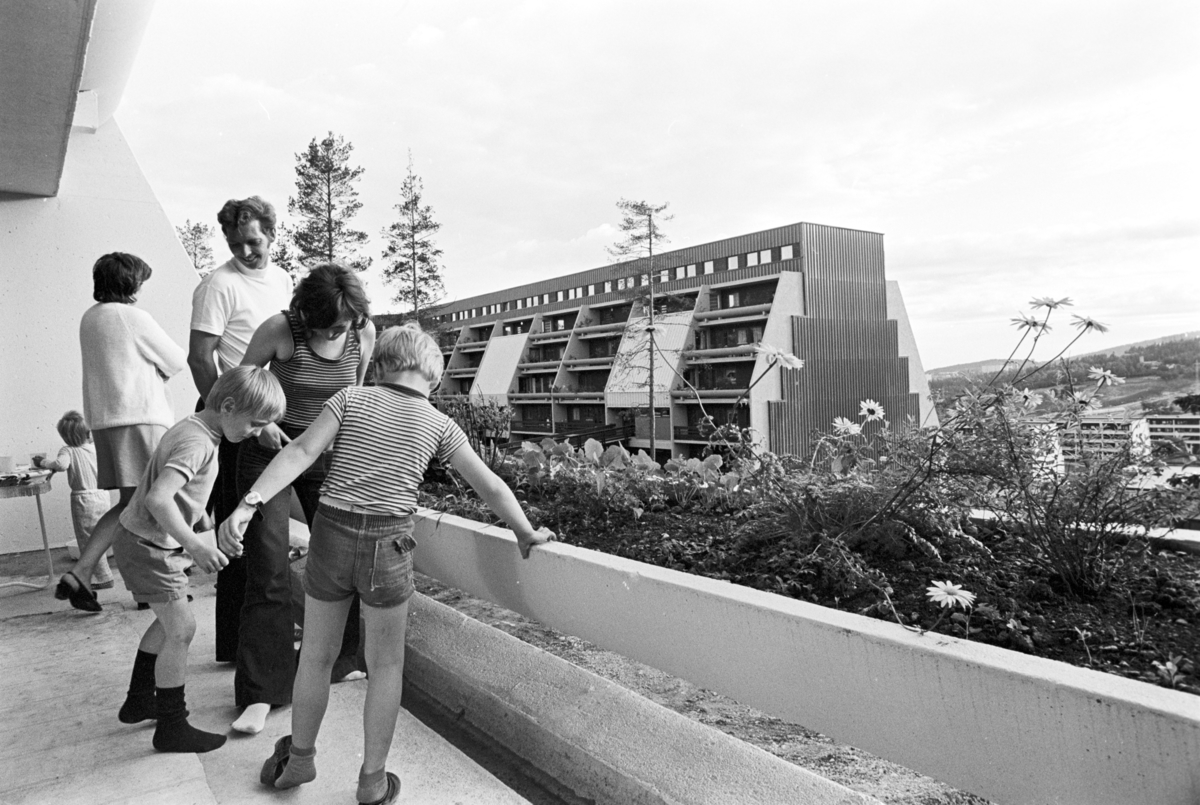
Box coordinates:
[219,322,553,805]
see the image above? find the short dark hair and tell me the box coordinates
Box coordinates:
[216,196,276,239]
[291,263,371,331]
[93,253,152,303]
[56,410,90,447]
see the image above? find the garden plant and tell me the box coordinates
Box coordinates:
[423,298,1200,694]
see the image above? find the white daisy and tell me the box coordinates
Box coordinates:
[858,399,885,422]
[926,581,976,610]
[832,416,861,435]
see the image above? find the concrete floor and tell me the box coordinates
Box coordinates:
[0,552,530,805]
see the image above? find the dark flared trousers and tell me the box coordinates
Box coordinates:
[230,431,361,706]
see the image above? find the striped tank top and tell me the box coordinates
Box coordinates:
[269,310,361,428]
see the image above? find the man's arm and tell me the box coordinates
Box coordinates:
[188,330,222,400]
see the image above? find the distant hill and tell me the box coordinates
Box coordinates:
[927,331,1200,415]
[927,331,1200,379]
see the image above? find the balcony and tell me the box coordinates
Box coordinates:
[509,418,554,433]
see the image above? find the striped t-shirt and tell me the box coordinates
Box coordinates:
[270,310,361,428]
[319,383,469,516]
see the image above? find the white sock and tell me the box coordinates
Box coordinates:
[232,702,271,734]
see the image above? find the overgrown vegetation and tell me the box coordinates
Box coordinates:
[423,298,1200,693]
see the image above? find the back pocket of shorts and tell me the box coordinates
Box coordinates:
[370,538,413,591]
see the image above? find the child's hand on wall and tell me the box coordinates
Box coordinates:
[517,526,556,559]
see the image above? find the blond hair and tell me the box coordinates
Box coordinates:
[206,365,286,421]
[56,410,90,447]
[374,323,443,383]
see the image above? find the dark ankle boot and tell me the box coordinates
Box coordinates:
[118,650,158,724]
[152,685,226,753]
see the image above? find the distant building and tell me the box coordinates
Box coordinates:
[427,222,934,459]
[1146,413,1200,457]
[1061,414,1151,466]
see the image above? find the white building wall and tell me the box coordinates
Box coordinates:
[0,119,201,554]
[887,280,938,427]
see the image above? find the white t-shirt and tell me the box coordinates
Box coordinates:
[190,258,292,373]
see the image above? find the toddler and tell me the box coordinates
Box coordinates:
[36,411,114,592]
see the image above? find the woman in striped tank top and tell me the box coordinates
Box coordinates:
[230,264,376,735]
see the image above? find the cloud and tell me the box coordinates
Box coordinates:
[406,23,445,49]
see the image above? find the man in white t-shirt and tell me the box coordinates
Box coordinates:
[188,195,292,661]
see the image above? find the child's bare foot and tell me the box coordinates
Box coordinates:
[232,702,271,734]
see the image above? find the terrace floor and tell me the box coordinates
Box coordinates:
[0,548,539,805]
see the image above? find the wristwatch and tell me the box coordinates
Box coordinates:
[243,491,265,512]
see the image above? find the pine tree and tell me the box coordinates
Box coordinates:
[175,219,216,276]
[608,199,673,458]
[270,241,303,280]
[381,153,445,319]
[284,132,371,272]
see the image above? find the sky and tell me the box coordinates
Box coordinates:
[117,0,1199,370]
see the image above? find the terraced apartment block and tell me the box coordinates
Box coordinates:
[429,222,935,458]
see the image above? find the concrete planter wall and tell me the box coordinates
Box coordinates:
[411,510,1200,805]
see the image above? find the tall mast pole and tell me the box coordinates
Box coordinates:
[647,210,656,459]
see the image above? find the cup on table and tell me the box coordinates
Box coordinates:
[0,456,14,473]
[31,453,47,468]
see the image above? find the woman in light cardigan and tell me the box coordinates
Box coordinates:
[56,253,188,612]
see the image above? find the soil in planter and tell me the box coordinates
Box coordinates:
[425,485,1200,696]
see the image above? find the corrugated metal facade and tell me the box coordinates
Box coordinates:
[765,225,919,457]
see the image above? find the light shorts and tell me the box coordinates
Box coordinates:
[111,522,191,604]
[93,424,167,489]
[303,504,416,609]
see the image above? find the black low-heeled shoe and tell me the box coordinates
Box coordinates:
[56,572,102,613]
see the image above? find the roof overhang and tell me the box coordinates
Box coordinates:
[0,0,154,197]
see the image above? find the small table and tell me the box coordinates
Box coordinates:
[0,470,55,591]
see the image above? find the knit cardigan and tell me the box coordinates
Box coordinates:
[79,303,188,431]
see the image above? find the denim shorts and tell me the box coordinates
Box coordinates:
[303,504,417,609]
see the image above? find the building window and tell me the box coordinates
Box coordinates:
[604,280,613,293]
[556,291,564,302]
[760,249,771,264]
[555,318,566,331]
[728,256,739,270]
[568,288,576,300]
[659,269,669,283]
[542,294,550,304]
[782,245,794,260]
[704,261,714,274]
[577,287,584,298]
[687,264,697,277]
[675,266,685,280]
[641,274,649,286]
[588,284,595,295]
[746,252,758,267]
